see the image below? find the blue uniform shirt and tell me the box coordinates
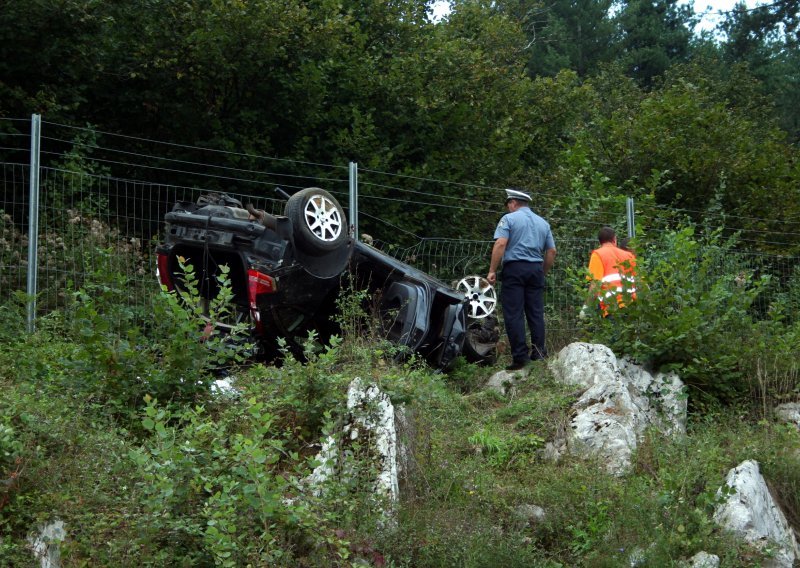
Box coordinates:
[493,207,555,263]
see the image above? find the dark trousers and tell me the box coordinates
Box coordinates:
[501,261,546,363]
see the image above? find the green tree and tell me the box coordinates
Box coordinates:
[91,0,349,155]
[510,0,619,78]
[720,1,800,140]
[339,0,544,243]
[613,0,697,87]
[569,63,800,251]
[0,0,107,117]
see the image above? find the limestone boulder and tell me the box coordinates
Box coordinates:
[685,551,720,568]
[547,342,687,475]
[618,358,687,438]
[548,342,619,389]
[775,402,800,430]
[485,368,527,396]
[304,378,399,509]
[713,460,798,568]
[28,520,66,568]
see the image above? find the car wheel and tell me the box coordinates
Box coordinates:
[455,276,497,319]
[285,187,347,255]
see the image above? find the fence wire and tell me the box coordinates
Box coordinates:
[0,163,29,300]
[0,163,595,353]
[2,117,799,355]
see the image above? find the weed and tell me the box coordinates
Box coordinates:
[468,427,545,469]
[445,357,485,393]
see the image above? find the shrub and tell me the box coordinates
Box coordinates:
[445,357,485,394]
[130,393,351,566]
[0,373,148,566]
[580,227,770,406]
[249,333,351,446]
[63,258,250,419]
[743,264,800,415]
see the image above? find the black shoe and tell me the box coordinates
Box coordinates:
[505,360,530,371]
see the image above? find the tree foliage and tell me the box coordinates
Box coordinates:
[558,62,800,251]
[0,0,799,247]
[614,0,697,87]
[720,0,800,139]
[505,0,618,78]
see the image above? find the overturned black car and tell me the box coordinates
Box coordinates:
[155,188,498,368]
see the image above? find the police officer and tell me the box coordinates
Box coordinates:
[487,188,556,370]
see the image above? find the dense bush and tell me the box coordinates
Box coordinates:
[129,395,350,567]
[580,227,774,406]
[62,258,251,418]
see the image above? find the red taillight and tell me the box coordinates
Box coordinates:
[248,269,276,297]
[247,269,277,333]
[156,252,174,291]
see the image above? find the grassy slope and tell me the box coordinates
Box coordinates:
[2,321,799,567]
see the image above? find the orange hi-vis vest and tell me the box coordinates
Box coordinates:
[588,243,637,313]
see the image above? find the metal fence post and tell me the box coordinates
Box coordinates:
[26,114,41,333]
[349,161,358,241]
[626,197,635,239]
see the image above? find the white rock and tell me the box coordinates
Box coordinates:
[547,343,687,475]
[512,504,546,528]
[569,379,642,475]
[210,376,240,398]
[304,378,400,508]
[687,551,720,568]
[28,520,66,568]
[485,369,523,395]
[713,460,798,568]
[619,358,687,437]
[346,378,400,504]
[774,402,800,430]
[305,434,338,494]
[393,406,412,482]
[548,342,619,388]
[628,546,647,567]
[542,439,567,462]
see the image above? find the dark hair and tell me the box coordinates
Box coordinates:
[618,237,633,252]
[598,226,616,244]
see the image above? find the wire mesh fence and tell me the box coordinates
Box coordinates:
[386,236,599,352]
[2,116,799,355]
[2,167,342,319]
[0,163,29,301]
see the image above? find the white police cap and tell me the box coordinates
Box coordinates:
[505,188,531,202]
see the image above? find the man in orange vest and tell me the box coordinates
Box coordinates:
[585,226,637,317]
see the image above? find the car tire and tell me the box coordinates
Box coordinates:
[285,187,348,255]
[461,315,499,365]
